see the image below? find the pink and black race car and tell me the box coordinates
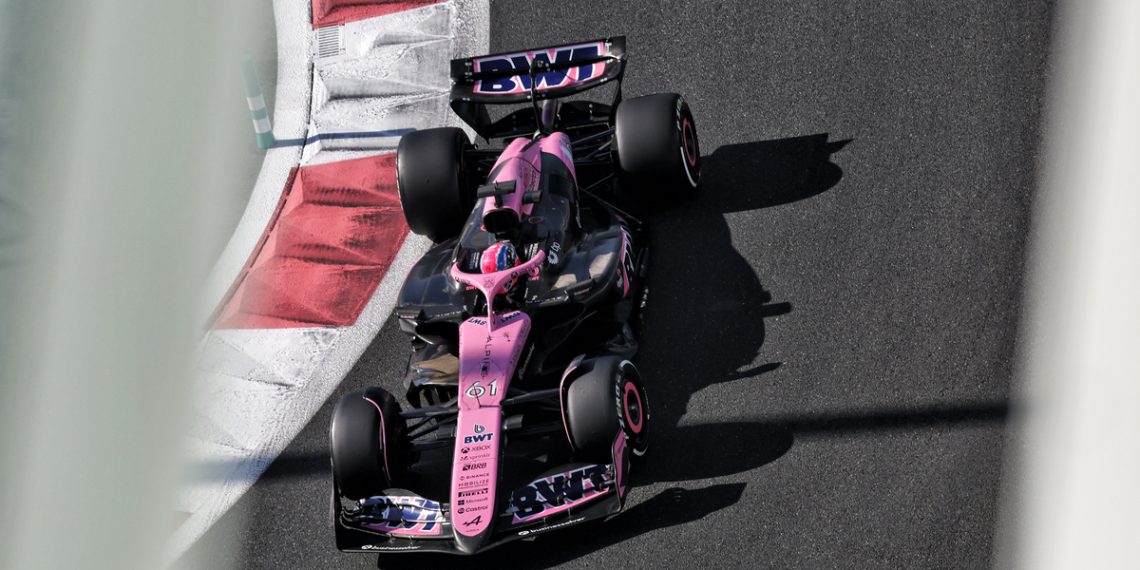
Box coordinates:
[330,36,700,555]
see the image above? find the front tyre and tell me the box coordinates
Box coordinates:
[563,356,650,463]
[614,93,701,198]
[330,388,408,500]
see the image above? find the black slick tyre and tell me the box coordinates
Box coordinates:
[614,93,701,197]
[396,127,474,242]
[330,388,407,500]
[563,356,650,463]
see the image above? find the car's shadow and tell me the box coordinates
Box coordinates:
[376,133,850,569]
[635,133,849,483]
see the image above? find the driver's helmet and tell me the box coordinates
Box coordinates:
[480,241,521,294]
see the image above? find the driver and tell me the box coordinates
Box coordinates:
[479,241,521,294]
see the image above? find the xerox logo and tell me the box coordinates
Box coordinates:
[473,42,604,94]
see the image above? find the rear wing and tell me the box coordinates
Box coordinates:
[449,37,626,137]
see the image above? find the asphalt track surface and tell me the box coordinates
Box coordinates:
[184,1,1054,568]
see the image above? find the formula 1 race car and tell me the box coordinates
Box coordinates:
[330,36,700,555]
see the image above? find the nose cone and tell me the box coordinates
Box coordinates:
[453,525,493,554]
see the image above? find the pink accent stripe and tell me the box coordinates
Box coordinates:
[612,429,628,497]
[311,0,443,28]
[362,396,391,482]
[213,153,408,329]
[558,356,584,452]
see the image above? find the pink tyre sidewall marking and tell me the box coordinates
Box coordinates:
[681,117,698,167]
[363,396,392,483]
[622,381,644,434]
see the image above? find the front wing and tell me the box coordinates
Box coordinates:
[334,433,631,555]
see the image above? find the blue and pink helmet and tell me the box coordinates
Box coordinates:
[480,241,520,294]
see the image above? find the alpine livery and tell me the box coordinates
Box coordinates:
[330,36,701,556]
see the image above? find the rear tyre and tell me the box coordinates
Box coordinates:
[330,388,408,500]
[396,127,474,242]
[564,356,650,463]
[614,93,701,198]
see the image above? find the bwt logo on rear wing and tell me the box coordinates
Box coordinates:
[472,42,607,95]
[450,36,626,104]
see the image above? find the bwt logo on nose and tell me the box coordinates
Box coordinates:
[473,42,604,95]
[463,432,494,444]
